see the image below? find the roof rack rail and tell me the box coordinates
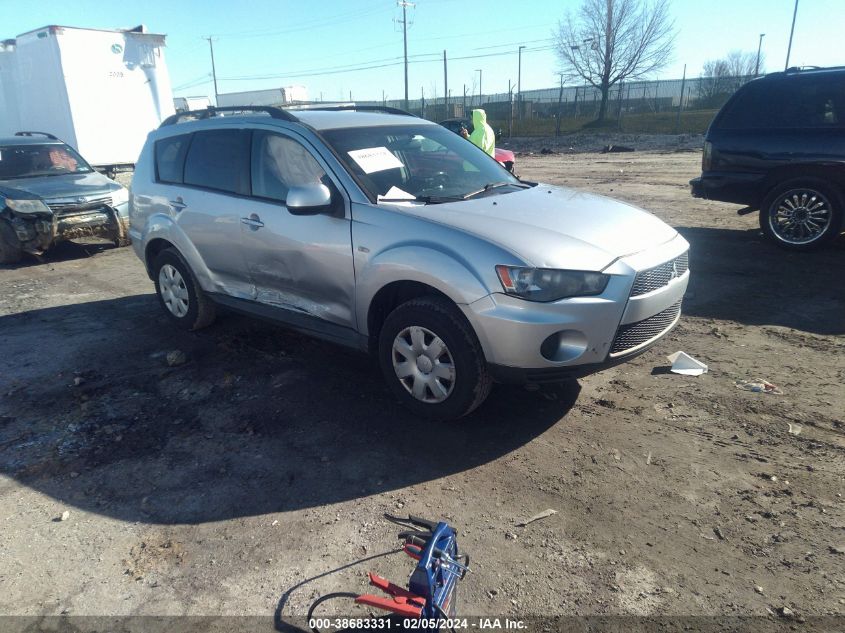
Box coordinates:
[303,104,418,118]
[15,131,59,140]
[159,105,299,127]
[782,65,845,74]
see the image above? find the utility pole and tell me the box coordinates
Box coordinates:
[616,81,624,125]
[398,1,414,110]
[475,69,482,108]
[443,50,448,118]
[785,0,799,70]
[507,79,513,138]
[574,85,579,121]
[675,64,686,133]
[421,86,425,118]
[517,45,526,121]
[462,84,466,113]
[755,33,766,76]
[555,73,564,136]
[205,37,219,106]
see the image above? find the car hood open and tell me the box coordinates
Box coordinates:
[396,184,678,271]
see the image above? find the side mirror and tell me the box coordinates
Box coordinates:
[286,183,332,215]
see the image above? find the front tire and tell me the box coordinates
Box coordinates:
[378,296,492,420]
[152,248,216,330]
[760,179,843,251]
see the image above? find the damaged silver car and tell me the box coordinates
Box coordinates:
[130,105,689,420]
[0,132,130,264]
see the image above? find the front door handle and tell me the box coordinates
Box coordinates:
[169,197,187,212]
[240,213,264,230]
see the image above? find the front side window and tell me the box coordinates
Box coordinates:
[322,124,521,203]
[251,131,327,202]
[183,129,250,195]
[0,143,93,179]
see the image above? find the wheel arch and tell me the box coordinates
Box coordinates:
[144,237,175,277]
[366,280,452,354]
[139,215,216,289]
[760,164,845,215]
[357,245,495,348]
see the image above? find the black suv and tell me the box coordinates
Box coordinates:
[690,66,845,250]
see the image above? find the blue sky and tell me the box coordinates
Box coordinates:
[4,0,843,102]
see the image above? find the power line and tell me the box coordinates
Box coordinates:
[173,74,212,91]
[220,52,440,82]
[218,45,552,83]
[473,37,554,51]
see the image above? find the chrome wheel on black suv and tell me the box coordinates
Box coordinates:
[760,180,843,251]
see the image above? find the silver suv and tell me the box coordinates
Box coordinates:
[129,105,690,419]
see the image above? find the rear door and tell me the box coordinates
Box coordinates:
[167,128,254,299]
[236,129,356,329]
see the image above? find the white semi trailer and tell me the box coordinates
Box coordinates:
[174,96,212,112]
[0,25,175,173]
[216,85,309,108]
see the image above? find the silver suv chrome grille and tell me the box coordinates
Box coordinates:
[630,251,689,297]
[610,300,682,356]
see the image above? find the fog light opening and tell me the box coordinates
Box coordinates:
[540,330,589,363]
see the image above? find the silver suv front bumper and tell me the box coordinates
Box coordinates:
[461,234,690,382]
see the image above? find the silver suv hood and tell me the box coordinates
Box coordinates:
[396,184,678,271]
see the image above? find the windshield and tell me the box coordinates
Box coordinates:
[0,143,94,179]
[321,124,521,203]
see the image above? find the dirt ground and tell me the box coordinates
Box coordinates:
[1,149,843,627]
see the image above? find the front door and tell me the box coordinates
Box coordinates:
[238,129,356,330]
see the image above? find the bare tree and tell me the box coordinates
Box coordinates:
[698,50,761,107]
[723,50,760,77]
[555,0,675,123]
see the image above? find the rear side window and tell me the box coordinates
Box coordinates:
[183,129,251,195]
[717,75,845,129]
[155,134,190,184]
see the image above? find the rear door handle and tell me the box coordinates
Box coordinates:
[240,213,264,230]
[169,197,187,212]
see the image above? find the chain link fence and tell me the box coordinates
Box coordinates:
[358,74,757,136]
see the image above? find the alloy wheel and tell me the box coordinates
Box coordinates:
[769,188,832,245]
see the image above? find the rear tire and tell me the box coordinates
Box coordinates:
[152,248,216,330]
[0,220,23,264]
[378,296,492,420]
[760,179,843,251]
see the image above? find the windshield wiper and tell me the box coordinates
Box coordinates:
[461,181,529,200]
[377,194,465,205]
[377,182,529,205]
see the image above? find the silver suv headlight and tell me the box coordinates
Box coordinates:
[5,198,51,214]
[496,265,609,302]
